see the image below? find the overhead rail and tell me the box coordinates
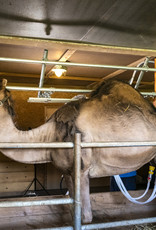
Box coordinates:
[0,56,156,72]
[27,97,79,103]
[5,85,156,103]
[6,86,91,93]
[6,86,156,96]
[2,53,156,103]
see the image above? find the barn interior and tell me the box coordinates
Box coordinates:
[0,0,156,229]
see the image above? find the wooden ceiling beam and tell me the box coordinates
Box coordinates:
[103,57,147,80]
[0,72,101,82]
[0,35,156,57]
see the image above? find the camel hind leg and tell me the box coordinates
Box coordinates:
[81,171,93,223]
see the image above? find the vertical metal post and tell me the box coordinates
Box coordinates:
[38,49,48,97]
[134,57,150,89]
[74,133,81,230]
[129,62,144,85]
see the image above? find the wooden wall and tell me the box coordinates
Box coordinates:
[0,152,34,196]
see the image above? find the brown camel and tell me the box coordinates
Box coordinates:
[0,78,156,223]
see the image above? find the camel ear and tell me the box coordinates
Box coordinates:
[2,79,7,89]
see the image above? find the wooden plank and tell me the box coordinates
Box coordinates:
[91,191,156,221]
[103,57,146,80]
[1,35,156,56]
[0,214,71,230]
[0,72,101,82]
[0,171,33,183]
[0,182,34,193]
[0,191,155,229]
[0,162,33,173]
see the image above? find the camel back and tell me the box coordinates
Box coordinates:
[90,79,155,112]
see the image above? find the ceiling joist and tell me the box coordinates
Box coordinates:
[103,57,147,80]
[0,72,101,82]
[1,35,156,57]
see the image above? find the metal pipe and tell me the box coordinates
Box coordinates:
[149,61,155,64]
[35,216,156,230]
[74,133,81,230]
[0,197,73,208]
[38,227,73,230]
[129,62,144,85]
[0,142,74,148]
[81,217,156,229]
[0,57,156,72]
[2,141,156,149]
[134,57,150,89]
[81,141,156,148]
[28,97,78,103]
[6,86,91,93]
[141,92,156,96]
[38,49,48,97]
[5,86,156,99]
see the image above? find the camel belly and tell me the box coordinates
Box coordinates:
[88,146,156,178]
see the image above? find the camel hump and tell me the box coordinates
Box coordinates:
[91,79,153,110]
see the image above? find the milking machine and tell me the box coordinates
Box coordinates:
[114,165,156,204]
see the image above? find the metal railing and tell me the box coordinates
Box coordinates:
[0,134,156,229]
[0,53,155,103]
[0,56,156,72]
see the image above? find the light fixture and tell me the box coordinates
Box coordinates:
[52,65,67,77]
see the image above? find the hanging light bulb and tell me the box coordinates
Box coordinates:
[52,65,67,77]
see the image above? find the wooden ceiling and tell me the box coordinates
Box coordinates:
[0,0,156,92]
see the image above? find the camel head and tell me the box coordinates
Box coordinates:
[1,78,7,88]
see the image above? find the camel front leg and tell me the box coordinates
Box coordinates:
[64,174,75,222]
[81,172,93,224]
[64,174,74,197]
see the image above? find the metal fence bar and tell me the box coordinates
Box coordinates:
[0,142,74,148]
[0,137,156,229]
[38,227,73,230]
[0,57,156,72]
[1,141,156,149]
[74,133,81,230]
[81,217,156,230]
[0,198,73,208]
[81,141,156,148]
[35,216,156,230]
